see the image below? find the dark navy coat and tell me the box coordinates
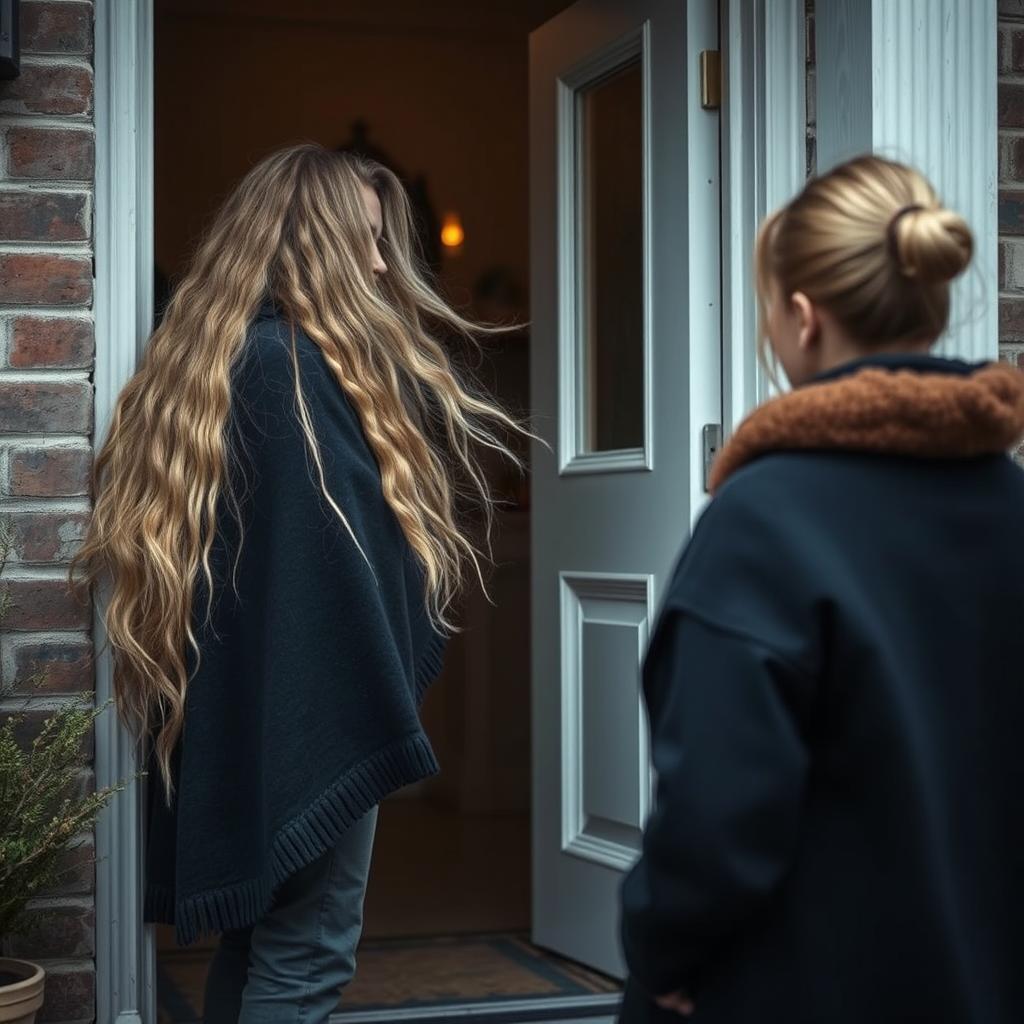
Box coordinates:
[144,306,445,944]
[619,356,1024,1024]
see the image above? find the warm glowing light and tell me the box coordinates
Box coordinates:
[441,213,465,249]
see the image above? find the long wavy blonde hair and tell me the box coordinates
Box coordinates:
[71,144,527,796]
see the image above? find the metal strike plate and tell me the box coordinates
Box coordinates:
[699,49,721,110]
[702,423,722,492]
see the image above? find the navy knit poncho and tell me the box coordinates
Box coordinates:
[144,304,446,944]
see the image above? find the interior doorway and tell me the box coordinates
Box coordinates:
[150,0,621,1020]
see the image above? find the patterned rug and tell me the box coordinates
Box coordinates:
[157,932,621,1022]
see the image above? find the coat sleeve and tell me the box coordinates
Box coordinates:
[619,603,816,998]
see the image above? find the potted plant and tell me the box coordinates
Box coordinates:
[0,517,124,1023]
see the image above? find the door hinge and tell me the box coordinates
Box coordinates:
[702,423,722,493]
[699,50,721,110]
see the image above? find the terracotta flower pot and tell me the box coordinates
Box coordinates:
[0,960,45,1024]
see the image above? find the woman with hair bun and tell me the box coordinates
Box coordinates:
[618,155,1024,1024]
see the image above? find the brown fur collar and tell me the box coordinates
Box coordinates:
[709,361,1024,495]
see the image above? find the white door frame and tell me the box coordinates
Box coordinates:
[721,0,807,429]
[91,1,803,1019]
[93,1,156,1022]
[814,0,997,362]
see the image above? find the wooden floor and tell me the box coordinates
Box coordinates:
[363,798,532,938]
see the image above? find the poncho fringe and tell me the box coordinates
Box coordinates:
[147,630,445,945]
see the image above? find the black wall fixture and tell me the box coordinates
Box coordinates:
[0,0,19,80]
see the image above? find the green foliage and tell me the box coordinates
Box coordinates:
[0,516,127,938]
[0,696,124,937]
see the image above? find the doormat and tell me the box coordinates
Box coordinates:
[157,933,622,1023]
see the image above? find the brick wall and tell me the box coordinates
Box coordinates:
[999,1,1024,368]
[0,3,97,1024]
[806,0,816,177]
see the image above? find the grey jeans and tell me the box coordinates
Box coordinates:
[202,806,378,1024]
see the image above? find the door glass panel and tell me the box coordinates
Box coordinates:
[578,59,644,453]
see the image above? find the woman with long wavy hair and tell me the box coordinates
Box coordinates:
[71,143,527,1023]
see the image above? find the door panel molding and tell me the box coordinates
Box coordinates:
[559,572,654,871]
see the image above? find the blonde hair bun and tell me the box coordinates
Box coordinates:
[890,205,973,285]
[756,155,975,348]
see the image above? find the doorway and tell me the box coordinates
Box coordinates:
[151,0,623,1020]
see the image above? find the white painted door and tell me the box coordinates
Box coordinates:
[529,0,721,978]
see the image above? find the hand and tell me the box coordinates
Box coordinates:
[655,990,695,1016]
